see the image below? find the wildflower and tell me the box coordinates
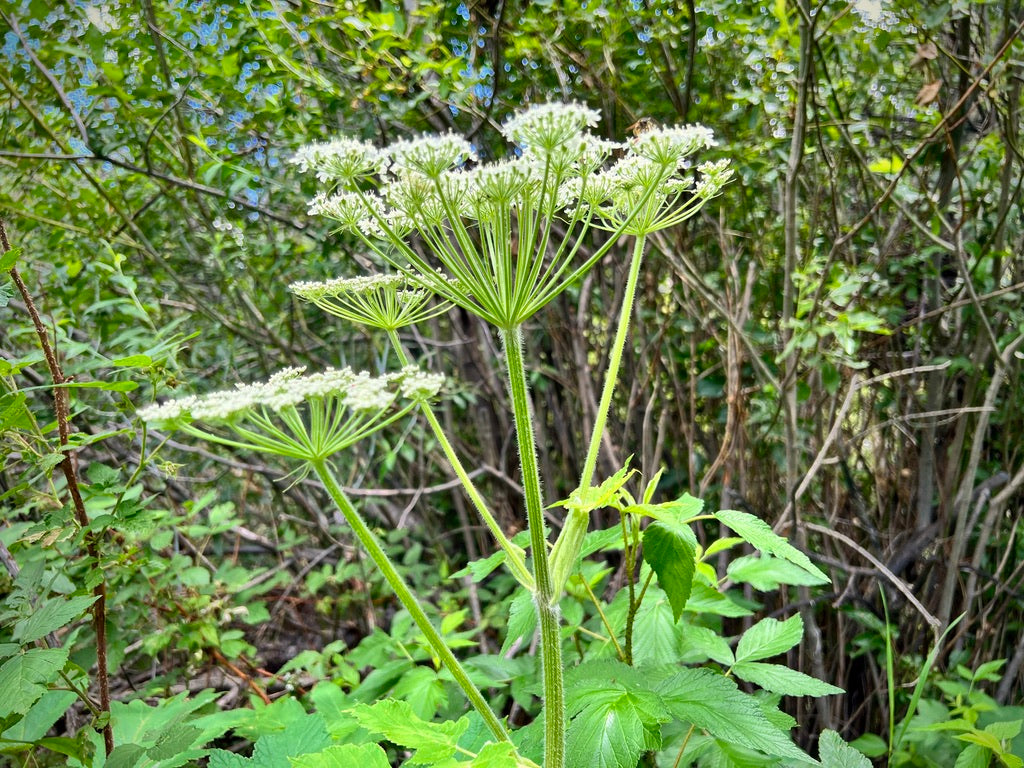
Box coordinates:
[387,133,475,179]
[139,366,442,461]
[289,138,383,184]
[501,102,601,152]
[290,274,454,331]
[629,124,716,168]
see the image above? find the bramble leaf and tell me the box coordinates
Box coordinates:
[655,667,815,763]
[0,648,69,715]
[642,520,697,621]
[714,509,829,582]
[818,730,872,768]
[12,595,100,645]
[735,615,803,663]
[728,554,829,589]
[732,662,844,696]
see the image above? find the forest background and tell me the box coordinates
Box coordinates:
[1,0,1023,765]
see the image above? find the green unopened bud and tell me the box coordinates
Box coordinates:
[548,507,590,603]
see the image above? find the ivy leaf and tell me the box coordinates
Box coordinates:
[818,730,872,768]
[733,662,844,696]
[655,667,814,763]
[289,744,391,768]
[642,520,696,621]
[351,699,469,765]
[0,648,69,715]
[12,595,99,645]
[735,615,803,663]
[714,510,829,583]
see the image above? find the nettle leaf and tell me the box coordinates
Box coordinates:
[208,713,331,767]
[655,667,813,763]
[351,699,469,765]
[728,554,829,590]
[714,510,829,583]
[0,648,69,715]
[735,615,803,663]
[643,521,697,621]
[13,594,99,645]
[818,730,872,768]
[565,664,668,768]
[733,662,844,696]
[289,743,391,768]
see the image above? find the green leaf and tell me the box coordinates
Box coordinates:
[953,743,994,768]
[351,699,468,765]
[848,733,886,758]
[728,554,829,589]
[0,247,22,272]
[470,742,527,767]
[208,712,330,767]
[12,594,99,644]
[642,521,696,621]
[818,730,871,768]
[655,667,813,762]
[678,624,735,666]
[289,744,391,768]
[105,743,147,768]
[732,662,844,696]
[565,667,667,768]
[735,615,803,663]
[110,354,153,367]
[983,719,1022,740]
[501,590,536,654]
[60,379,139,392]
[451,550,506,582]
[714,510,829,582]
[146,722,204,760]
[0,649,69,716]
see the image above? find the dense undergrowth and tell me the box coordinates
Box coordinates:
[2,0,1024,766]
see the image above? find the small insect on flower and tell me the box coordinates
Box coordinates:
[627,116,658,137]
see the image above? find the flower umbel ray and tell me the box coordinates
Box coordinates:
[139,366,442,462]
[294,103,730,331]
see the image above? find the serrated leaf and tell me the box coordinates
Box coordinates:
[208,713,330,767]
[685,582,753,617]
[391,664,448,720]
[351,699,468,765]
[501,590,536,654]
[13,594,99,644]
[0,648,69,715]
[953,743,991,768]
[735,615,803,663]
[105,743,147,768]
[451,550,506,582]
[0,247,22,272]
[983,719,1022,740]
[733,662,844,696]
[703,536,745,559]
[655,667,813,762]
[679,624,735,666]
[728,554,829,589]
[642,521,696,621]
[111,354,153,367]
[818,730,871,768]
[470,742,526,767]
[289,743,391,768]
[566,686,666,768]
[146,722,203,760]
[714,510,829,582]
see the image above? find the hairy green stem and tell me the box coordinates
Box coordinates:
[500,328,565,768]
[385,331,533,589]
[578,234,647,492]
[310,459,510,743]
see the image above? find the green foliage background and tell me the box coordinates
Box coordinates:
[2,0,1023,765]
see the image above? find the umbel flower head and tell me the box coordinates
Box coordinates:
[292,103,730,329]
[289,273,454,332]
[140,366,443,462]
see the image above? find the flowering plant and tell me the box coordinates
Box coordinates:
[143,104,845,768]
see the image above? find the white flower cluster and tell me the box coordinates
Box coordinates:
[500,102,601,151]
[630,124,716,168]
[288,138,384,183]
[140,365,445,425]
[397,365,445,401]
[694,159,734,199]
[289,273,451,331]
[387,133,476,179]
